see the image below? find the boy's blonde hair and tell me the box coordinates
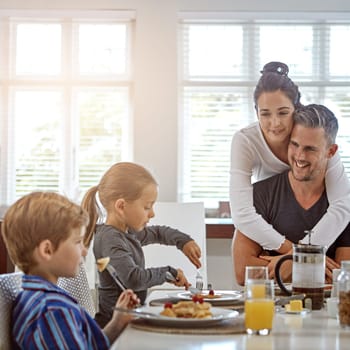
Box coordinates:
[2,192,89,273]
[81,162,157,247]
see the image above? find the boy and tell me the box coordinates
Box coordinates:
[2,191,139,349]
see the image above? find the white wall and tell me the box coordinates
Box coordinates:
[2,0,350,289]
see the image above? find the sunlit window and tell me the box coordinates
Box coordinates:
[186,25,243,79]
[180,17,350,211]
[78,24,127,76]
[0,12,133,205]
[16,23,62,76]
[329,26,350,78]
[259,25,313,79]
[13,90,62,195]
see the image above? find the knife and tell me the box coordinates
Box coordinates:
[275,294,306,306]
[165,272,202,295]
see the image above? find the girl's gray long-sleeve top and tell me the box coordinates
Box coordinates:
[93,224,193,325]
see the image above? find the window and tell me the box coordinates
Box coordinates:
[0,11,134,205]
[179,13,350,210]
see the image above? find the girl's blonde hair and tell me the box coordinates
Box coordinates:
[81,162,157,247]
[2,192,88,273]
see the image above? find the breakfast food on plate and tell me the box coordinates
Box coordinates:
[96,257,111,272]
[160,300,212,319]
[194,289,221,299]
[285,300,303,312]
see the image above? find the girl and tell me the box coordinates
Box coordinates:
[230,61,350,253]
[82,162,201,327]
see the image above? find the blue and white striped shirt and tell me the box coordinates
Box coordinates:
[12,275,109,350]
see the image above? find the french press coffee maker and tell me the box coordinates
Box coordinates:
[275,231,326,310]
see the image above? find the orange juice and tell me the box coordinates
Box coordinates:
[251,284,266,298]
[245,299,274,331]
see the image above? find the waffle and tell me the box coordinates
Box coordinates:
[194,292,221,299]
[160,300,212,319]
[96,257,110,272]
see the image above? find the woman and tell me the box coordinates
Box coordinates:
[230,61,350,253]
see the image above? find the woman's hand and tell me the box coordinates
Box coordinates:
[276,239,293,254]
[182,240,202,268]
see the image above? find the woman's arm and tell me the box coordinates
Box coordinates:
[230,130,291,252]
[232,229,266,285]
[300,152,350,246]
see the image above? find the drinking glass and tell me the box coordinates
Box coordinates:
[245,279,275,335]
[245,266,268,284]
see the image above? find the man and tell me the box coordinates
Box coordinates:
[233,104,350,286]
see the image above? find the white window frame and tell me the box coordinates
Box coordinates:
[0,10,135,205]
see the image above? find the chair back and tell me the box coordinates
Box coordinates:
[0,272,23,350]
[58,262,96,317]
[143,202,207,289]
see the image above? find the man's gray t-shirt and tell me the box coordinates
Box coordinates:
[253,170,350,257]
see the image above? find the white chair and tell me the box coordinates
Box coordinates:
[58,262,96,317]
[0,272,23,350]
[143,202,207,290]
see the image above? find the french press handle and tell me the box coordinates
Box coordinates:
[274,254,293,296]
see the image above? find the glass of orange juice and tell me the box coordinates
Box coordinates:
[245,279,275,335]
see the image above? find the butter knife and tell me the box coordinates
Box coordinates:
[275,294,306,306]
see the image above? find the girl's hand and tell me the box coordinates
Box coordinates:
[173,268,190,289]
[182,240,202,268]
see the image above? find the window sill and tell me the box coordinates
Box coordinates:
[205,218,235,239]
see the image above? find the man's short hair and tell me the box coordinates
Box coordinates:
[293,104,338,145]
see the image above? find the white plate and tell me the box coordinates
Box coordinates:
[176,290,243,302]
[134,306,239,327]
[280,308,310,315]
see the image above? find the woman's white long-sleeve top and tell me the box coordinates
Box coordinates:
[229,122,350,250]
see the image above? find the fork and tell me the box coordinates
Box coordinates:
[195,271,204,292]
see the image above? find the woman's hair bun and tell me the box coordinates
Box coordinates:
[261,61,289,76]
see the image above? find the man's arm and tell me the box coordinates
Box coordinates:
[232,229,267,286]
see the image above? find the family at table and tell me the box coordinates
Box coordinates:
[2,61,350,349]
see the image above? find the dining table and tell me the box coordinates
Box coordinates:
[110,289,350,350]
